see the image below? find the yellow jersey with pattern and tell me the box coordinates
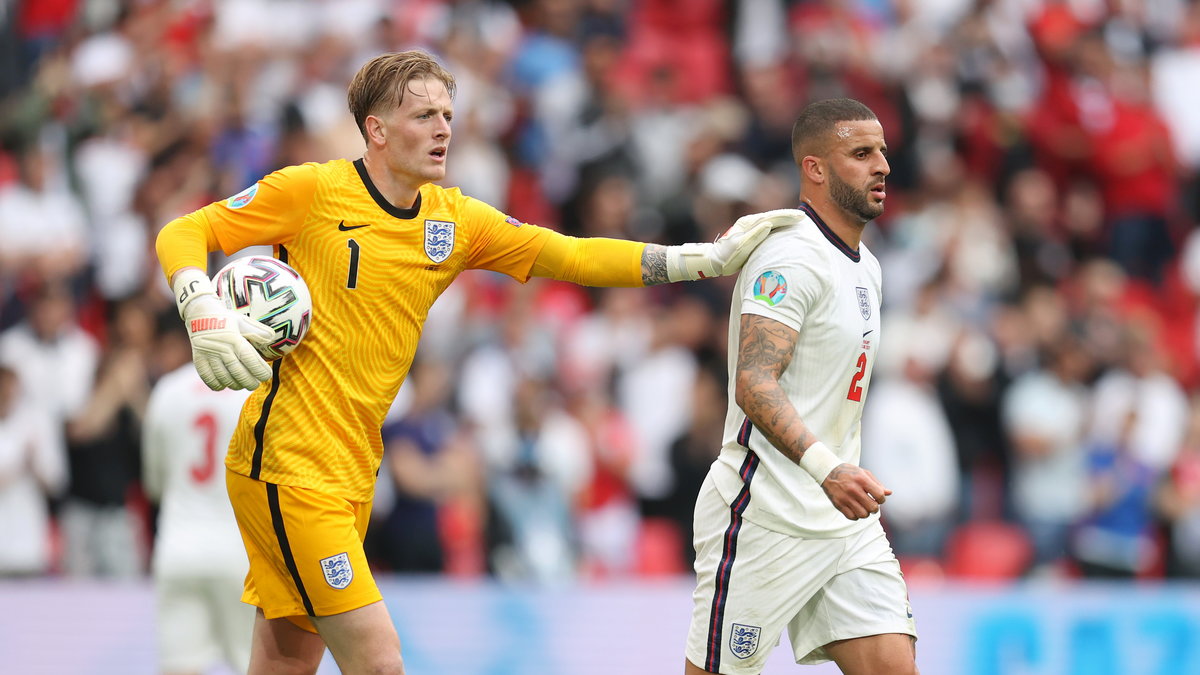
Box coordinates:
[194,158,551,501]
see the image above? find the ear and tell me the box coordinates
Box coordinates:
[364,114,386,147]
[800,155,825,185]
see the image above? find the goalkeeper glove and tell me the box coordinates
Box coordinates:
[173,268,274,391]
[665,209,805,282]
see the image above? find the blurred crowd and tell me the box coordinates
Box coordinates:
[2,0,1200,585]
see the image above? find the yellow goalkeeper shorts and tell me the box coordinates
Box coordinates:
[226,468,380,633]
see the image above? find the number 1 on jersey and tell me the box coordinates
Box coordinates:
[846,352,868,402]
[346,239,360,289]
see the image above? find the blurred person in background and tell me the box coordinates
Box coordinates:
[661,360,727,570]
[62,296,158,578]
[0,363,66,577]
[0,280,97,455]
[1071,409,1158,578]
[485,376,588,584]
[368,358,483,575]
[154,49,783,675]
[685,99,917,675]
[1001,334,1092,574]
[1088,322,1189,475]
[143,361,254,675]
[568,375,640,579]
[862,345,960,561]
[0,140,88,302]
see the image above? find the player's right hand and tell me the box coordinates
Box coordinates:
[173,268,273,391]
[820,464,892,521]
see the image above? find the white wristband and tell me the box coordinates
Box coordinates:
[664,243,715,282]
[171,267,216,317]
[799,442,841,485]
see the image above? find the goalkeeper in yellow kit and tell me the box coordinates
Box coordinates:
[156,50,795,675]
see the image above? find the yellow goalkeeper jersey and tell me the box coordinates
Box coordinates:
[186,159,551,501]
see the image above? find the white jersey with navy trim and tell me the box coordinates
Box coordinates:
[709,204,883,539]
[143,365,252,578]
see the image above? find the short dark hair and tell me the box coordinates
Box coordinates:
[347,50,457,141]
[791,98,877,164]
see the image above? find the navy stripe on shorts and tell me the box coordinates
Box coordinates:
[705,449,760,672]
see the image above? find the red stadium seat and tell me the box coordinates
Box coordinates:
[634,518,687,577]
[943,521,1033,581]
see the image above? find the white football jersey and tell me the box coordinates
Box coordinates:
[709,205,883,539]
[143,365,252,578]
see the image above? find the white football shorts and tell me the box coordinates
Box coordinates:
[156,575,254,673]
[686,475,917,674]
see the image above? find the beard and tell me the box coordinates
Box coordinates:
[829,169,884,223]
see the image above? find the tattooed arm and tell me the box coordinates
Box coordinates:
[642,245,670,285]
[734,314,890,520]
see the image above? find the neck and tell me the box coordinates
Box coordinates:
[362,152,421,209]
[801,195,865,250]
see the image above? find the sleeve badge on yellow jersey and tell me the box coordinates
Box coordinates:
[424,219,455,263]
[226,184,258,209]
[505,215,522,227]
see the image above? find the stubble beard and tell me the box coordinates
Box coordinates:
[829,169,883,223]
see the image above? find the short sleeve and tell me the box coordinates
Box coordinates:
[739,236,828,334]
[202,163,318,254]
[462,197,553,281]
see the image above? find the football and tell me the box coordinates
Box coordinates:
[213,255,313,360]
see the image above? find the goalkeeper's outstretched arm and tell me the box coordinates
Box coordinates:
[531,209,804,287]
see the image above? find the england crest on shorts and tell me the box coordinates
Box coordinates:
[730,623,761,659]
[320,552,353,589]
[424,219,455,263]
[856,286,871,320]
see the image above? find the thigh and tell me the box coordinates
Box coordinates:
[788,522,917,666]
[249,608,326,675]
[824,633,918,675]
[311,600,403,674]
[685,477,841,675]
[227,469,381,629]
[157,578,221,674]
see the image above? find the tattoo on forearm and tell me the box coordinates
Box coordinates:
[642,244,669,286]
[736,315,814,464]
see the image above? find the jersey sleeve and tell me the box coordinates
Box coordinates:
[199,163,319,255]
[739,235,827,334]
[460,196,553,281]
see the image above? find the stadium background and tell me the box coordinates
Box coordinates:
[1,0,1199,673]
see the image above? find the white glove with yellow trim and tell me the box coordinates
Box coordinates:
[173,268,274,390]
[665,209,804,282]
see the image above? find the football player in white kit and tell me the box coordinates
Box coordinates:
[685,99,918,675]
[143,364,255,674]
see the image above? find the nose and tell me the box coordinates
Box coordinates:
[435,117,451,140]
[876,152,890,177]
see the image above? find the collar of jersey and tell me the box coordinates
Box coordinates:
[354,158,422,220]
[800,202,860,263]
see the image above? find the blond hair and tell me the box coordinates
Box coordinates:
[347,50,457,140]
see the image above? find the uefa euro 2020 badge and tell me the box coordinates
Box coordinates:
[320,552,354,589]
[730,623,761,659]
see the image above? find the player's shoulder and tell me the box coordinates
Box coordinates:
[756,212,831,266]
[419,183,468,210]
